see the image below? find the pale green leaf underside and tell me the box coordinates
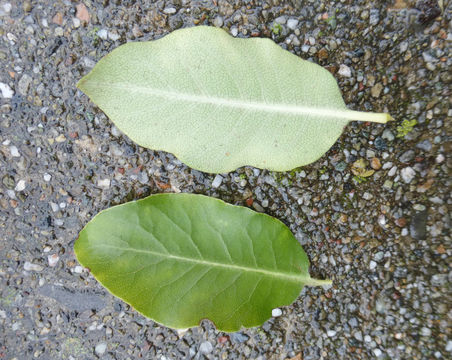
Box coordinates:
[77,26,390,173]
[74,194,331,332]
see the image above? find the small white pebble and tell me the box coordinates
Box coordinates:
[72,17,81,28]
[73,266,84,273]
[1,3,12,13]
[97,178,111,188]
[43,173,51,181]
[287,18,299,30]
[48,254,59,267]
[327,330,337,337]
[95,342,107,355]
[272,308,282,317]
[15,180,26,192]
[199,341,213,354]
[364,335,372,342]
[388,166,397,177]
[338,64,352,77]
[369,261,377,270]
[50,202,59,212]
[435,154,445,164]
[446,340,452,352]
[108,31,120,41]
[373,348,382,357]
[212,174,223,188]
[163,7,177,14]
[0,82,14,98]
[97,29,108,40]
[10,146,20,157]
[24,262,44,272]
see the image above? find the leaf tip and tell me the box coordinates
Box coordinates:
[76,77,85,92]
[306,278,333,287]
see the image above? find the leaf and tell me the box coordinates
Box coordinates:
[77,26,391,173]
[74,193,331,332]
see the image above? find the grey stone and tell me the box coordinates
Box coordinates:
[401,167,415,183]
[95,342,107,355]
[0,82,14,98]
[38,285,106,312]
[382,129,394,141]
[274,16,286,24]
[199,341,213,354]
[338,64,352,77]
[212,174,223,188]
[213,16,223,27]
[416,140,432,151]
[18,74,32,96]
[369,9,380,25]
[431,274,447,287]
[163,7,177,14]
[399,150,415,163]
[410,211,427,240]
[287,18,299,30]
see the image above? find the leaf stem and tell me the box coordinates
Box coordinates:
[346,110,394,124]
[305,278,333,287]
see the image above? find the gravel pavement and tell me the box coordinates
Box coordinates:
[0,1,450,359]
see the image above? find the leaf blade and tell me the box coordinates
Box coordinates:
[75,193,330,332]
[78,26,390,173]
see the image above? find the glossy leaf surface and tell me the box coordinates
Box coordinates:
[75,193,331,331]
[78,26,391,173]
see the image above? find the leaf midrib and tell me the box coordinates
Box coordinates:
[84,81,354,119]
[93,244,307,283]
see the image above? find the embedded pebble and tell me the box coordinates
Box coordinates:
[163,7,177,15]
[382,129,394,141]
[73,266,84,273]
[0,82,14,98]
[416,140,432,151]
[327,330,337,337]
[18,74,32,96]
[108,31,120,41]
[399,150,415,163]
[24,262,44,272]
[95,342,107,355]
[272,308,282,317]
[199,341,213,354]
[10,146,20,157]
[212,175,223,188]
[338,64,352,77]
[15,180,26,192]
[97,179,111,188]
[47,254,59,267]
[401,167,415,183]
[97,29,108,40]
[287,19,299,30]
[213,16,223,27]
